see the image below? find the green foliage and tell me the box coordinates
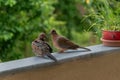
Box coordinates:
[0,0,64,62]
[82,0,120,33]
[54,0,91,39]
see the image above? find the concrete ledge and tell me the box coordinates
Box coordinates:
[0,44,120,75]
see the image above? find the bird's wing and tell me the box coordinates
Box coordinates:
[32,40,50,56]
[44,42,53,53]
[57,37,79,49]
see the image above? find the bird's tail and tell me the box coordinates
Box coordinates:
[79,46,91,51]
[46,53,57,62]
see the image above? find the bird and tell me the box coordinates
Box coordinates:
[31,33,57,62]
[50,29,91,53]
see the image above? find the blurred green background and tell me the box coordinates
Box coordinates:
[0,0,119,62]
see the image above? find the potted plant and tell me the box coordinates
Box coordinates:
[83,0,120,46]
[99,1,120,46]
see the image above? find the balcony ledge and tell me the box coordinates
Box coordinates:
[0,44,120,75]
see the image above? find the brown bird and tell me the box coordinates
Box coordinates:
[51,29,91,53]
[31,33,57,62]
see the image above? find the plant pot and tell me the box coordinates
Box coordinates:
[101,38,120,47]
[102,30,120,40]
[101,30,120,46]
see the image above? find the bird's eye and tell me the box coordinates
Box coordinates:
[35,40,38,42]
[52,30,56,33]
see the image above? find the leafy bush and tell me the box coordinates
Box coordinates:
[0,0,64,62]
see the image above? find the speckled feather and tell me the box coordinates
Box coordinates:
[32,39,51,56]
[31,33,57,62]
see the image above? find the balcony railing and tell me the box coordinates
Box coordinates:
[0,44,120,80]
